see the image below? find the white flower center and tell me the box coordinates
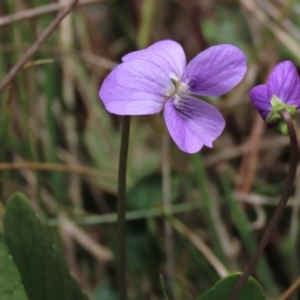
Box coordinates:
[165,74,189,108]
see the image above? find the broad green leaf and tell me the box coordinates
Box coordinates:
[0,232,29,300]
[3,193,89,300]
[196,273,266,300]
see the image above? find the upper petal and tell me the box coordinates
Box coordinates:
[122,40,186,78]
[267,61,300,107]
[182,44,247,96]
[249,84,271,120]
[164,97,225,153]
[99,59,172,115]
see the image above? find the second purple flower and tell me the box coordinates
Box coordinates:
[249,61,300,126]
[99,40,247,153]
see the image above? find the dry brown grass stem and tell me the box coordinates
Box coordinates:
[256,0,300,40]
[205,135,289,166]
[239,0,300,61]
[0,0,108,28]
[235,114,265,194]
[171,218,229,278]
[0,0,79,94]
[280,276,300,300]
[0,44,117,70]
[0,161,116,180]
[60,218,113,261]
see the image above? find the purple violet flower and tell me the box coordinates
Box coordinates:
[99,40,247,153]
[249,61,300,126]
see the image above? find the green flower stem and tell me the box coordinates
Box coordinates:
[230,110,299,300]
[111,1,156,298]
[162,132,174,293]
[117,116,131,300]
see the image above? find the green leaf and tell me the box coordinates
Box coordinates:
[0,232,29,300]
[196,273,266,300]
[3,193,89,300]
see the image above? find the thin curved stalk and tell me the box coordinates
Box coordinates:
[117,116,131,300]
[162,132,174,293]
[230,111,299,300]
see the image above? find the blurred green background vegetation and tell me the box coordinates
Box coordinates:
[1,0,300,299]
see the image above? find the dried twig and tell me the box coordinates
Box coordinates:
[0,0,108,28]
[280,276,300,300]
[171,218,229,278]
[235,114,265,193]
[239,0,300,61]
[0,161,116,180]
[60,219,113,261]
[204,135,289,166]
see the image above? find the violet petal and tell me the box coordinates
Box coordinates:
[122,40,186,78]
[249,84,271,119]
[267,60,300,107]
[164,96,225,153]
[182,44,247,96]
[99,59,172,115]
